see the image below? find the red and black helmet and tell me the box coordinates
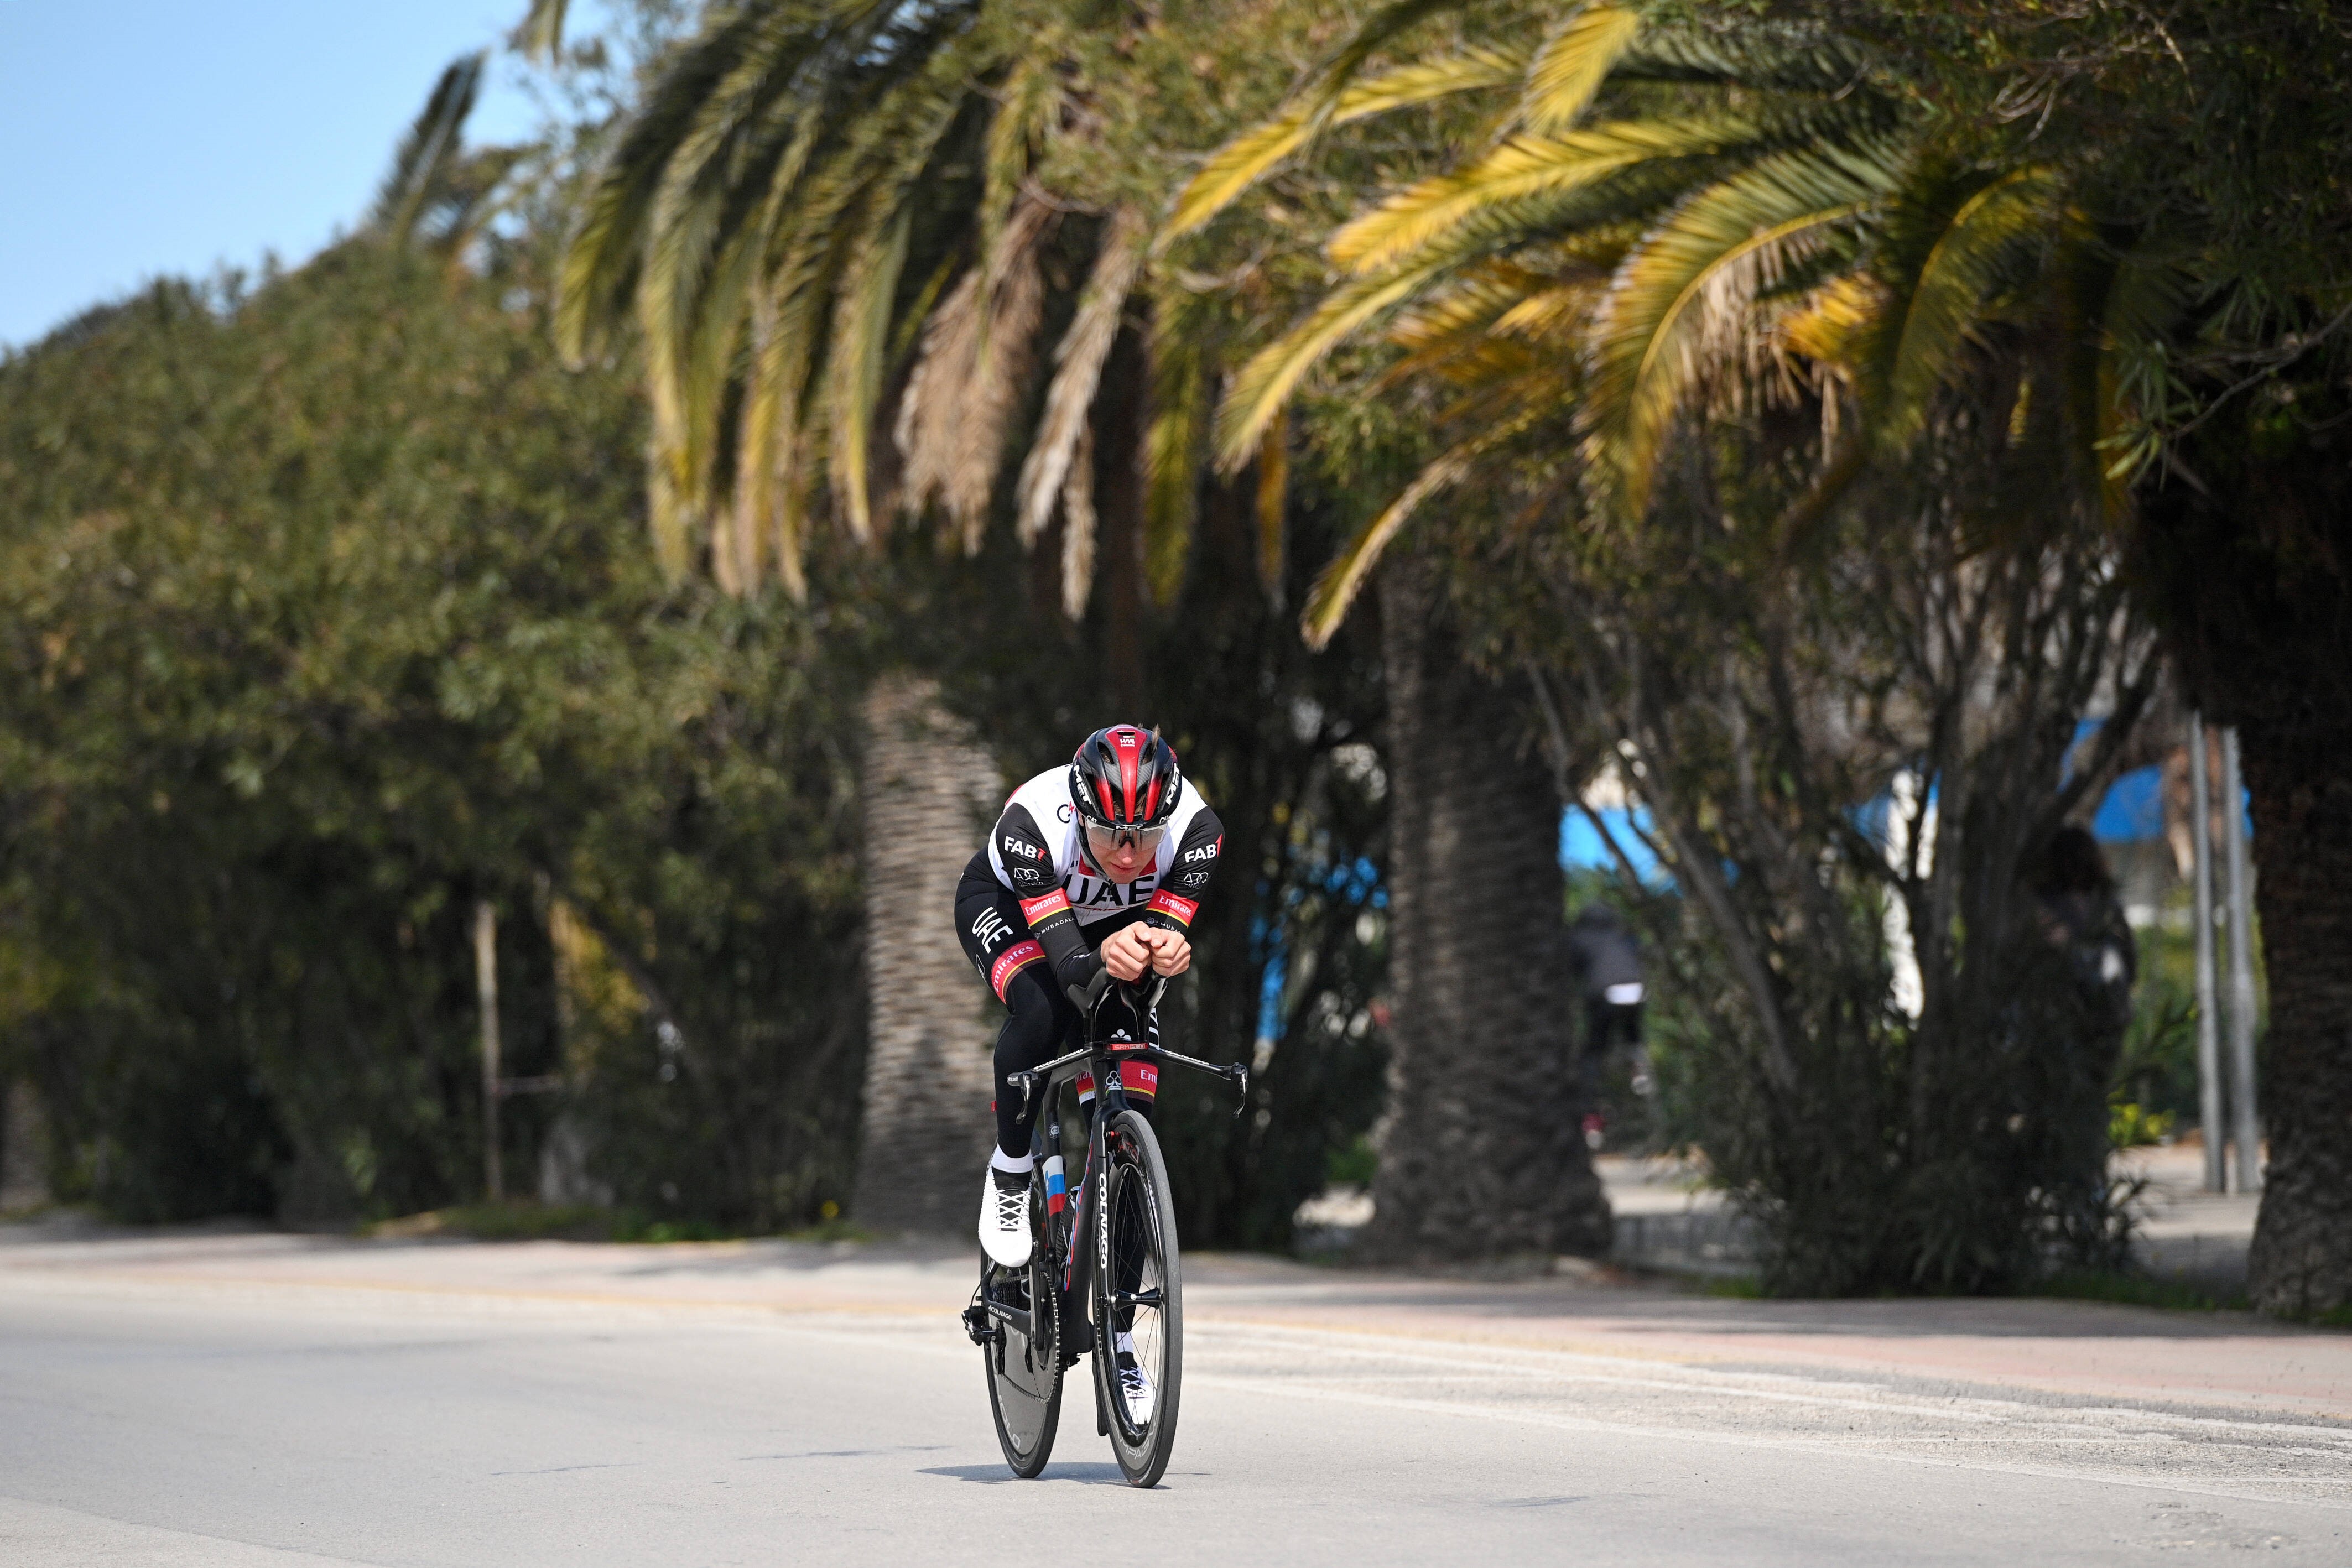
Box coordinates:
[1069,725,1182,830]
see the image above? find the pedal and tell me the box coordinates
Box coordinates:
[961,1297,993,1346]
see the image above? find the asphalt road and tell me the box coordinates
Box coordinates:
[2,1230,2347,1565]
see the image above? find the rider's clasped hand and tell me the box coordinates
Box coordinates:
[1098,923,1188,982]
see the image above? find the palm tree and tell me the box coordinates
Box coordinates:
[371,52,530,257]
[1170,6,1936,633]
[535,0,1317,1231]
[1177,0,2352,1312]
[1163,6,1928,1262]
[542,1,1060,1230]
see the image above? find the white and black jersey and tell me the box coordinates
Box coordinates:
[972,767,1224,1001]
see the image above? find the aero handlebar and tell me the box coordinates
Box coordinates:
[1010,973,1249,1117]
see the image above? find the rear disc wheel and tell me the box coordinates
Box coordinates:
[981,1178,1063,1477]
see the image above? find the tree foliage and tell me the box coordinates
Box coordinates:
[0,248,866,1226]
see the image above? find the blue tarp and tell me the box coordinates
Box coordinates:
[2092,765,2164,842]
[1560,806,1666,880]
[2074,718,2246,844]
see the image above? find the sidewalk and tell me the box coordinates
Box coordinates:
[1597,1145,2262,1290]
[2117,1143,2265,1293]
[4,1212,2343,1423]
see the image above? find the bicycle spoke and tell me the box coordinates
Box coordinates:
[977,1180,1063,1477]
[1095,1109,1182,1487]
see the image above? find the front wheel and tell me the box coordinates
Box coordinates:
[1091,1108,1182,1487]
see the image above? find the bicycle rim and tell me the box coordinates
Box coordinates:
[981,1197,1062,1476]
[1094,1109,1182,1487]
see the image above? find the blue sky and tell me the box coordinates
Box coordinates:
[0,4,573,351]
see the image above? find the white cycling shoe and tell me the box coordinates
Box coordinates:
[979,1165,1033,1268]
[1115,1352,1156,1427]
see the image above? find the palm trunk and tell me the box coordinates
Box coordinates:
[1,1080,49,1211]
[1091,324,1148,713]
[849,674,1003,1232]
[1363,559,1611,1261]
[2239,727,2352,1315]
[2139,418,2352,1316]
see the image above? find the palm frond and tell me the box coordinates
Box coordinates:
[1388,263,1549,352]
[1016,206,1147,545]
[826,204,916,541]
[983,54,1059,267]
[896,192,1053,550]
[1521,5,1642,133]
[1379,267,1598,388]
[374,53,486,247]
[1779,272,1885,368]
[647,460,697,584]
[2088,249,2194,511]
[556,9,776,362]
[1583,140,1900,517]
[1257,411,1290,599]
[1300,409,1539,647]
[1326,114,1763,277]
[1492,282,1599,340]
[1213,259,1453,470]
[1876,165,2065,450]
[1143,285,1214,602]
[815,58,977,514]
[732,283,794,596]
[1314,0,1480,108]
[1060,420,1097,619]
[517,0,568,63]
[1616,26,1872,95]
[425,145,528,258]
[1164,48,1524,241]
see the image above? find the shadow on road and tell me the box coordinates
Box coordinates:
[920,1461,1139,1487]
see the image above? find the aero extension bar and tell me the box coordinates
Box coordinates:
[1007,970,1249,1116]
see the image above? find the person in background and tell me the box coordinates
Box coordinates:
[2018,822,2139,1261]
[2031,824,2138,1034]
[1567,902,1647,1150]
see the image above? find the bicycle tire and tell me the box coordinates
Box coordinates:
[980,1174,1063,1477]
[1091,1108,1182,1488]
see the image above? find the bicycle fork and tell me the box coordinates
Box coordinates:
[1061,1081,1112,1436]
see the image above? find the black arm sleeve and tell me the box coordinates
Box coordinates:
[993,803,1099,994]
[1143,808,1224,935]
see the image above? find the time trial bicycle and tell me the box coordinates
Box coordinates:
[961,969,1247,1487]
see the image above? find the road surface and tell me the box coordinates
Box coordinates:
[2,1223,2346,1565]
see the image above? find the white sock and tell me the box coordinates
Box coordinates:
[1115,1332,1136,1356]
[990,1148,1035,1176]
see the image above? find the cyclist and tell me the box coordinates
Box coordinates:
[955,725,1222,1410]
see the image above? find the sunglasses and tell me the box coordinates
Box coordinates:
[1085,821,1167,858]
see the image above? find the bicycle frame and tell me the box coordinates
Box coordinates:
[1005,973,1248,1347]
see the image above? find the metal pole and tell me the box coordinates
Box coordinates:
[2219,728,2262,1194]
[2188,714,2225,1194]
[474,899,504,1202]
